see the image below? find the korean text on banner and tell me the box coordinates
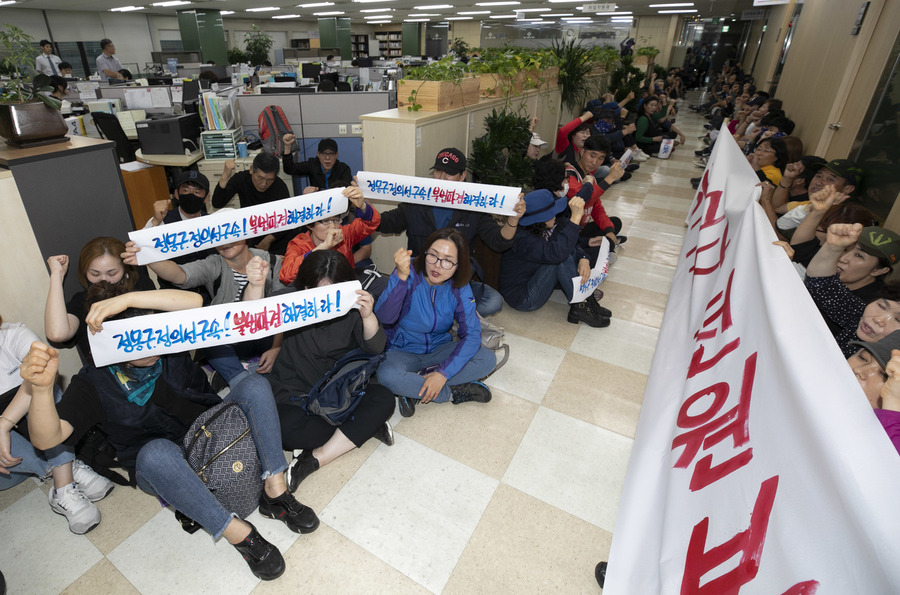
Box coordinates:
[570,237,610,303]
[356,171,519,217]
[603,126,900,593]
[128,189,349,265]
[89,281,360,367]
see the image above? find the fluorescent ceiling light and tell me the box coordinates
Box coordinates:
[490,14,518,18]
[516,7,550,11]
[273,14,302,18]
[564,17,592,20]
[246,6,280,12]
[405,18,431,21]
[476,1,520,5]
[0,1,17,5]
[649,2,694,6]
[360,7,391,11]
[595,11,631,15]
[459,10,490,14]
[297,2,334,6]
[544,13,573,17]
[151,1,190,5]
[313,11,345,15]
[446,16,472,19]
[407,13,439,16]
[110,5,145,10]
[353,0,395,2]
[414,4,453,8]
[548,0,586,3]
[658,8,697,12]
[364,13,392,18]
[610,16,633,19]
[369,19,393,22]
[220,10,234,14]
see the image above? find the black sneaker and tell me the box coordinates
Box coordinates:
[587,295,612,318]
[373,421,394,446]
[233,522,286,581]
[398,396,416,417]
[690,177,701,189]
[625,163,639,172]
[258,490,320,534]
[613,172,632,184]
[450,381,492,404]
[615,234,627,246]
[567,301,611,328]
[285,450,319,492]
[595,561,607,588]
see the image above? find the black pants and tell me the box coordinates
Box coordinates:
[277,382,395,450]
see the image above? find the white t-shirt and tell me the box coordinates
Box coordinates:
[0,323,40,395]
[776,204,811,231]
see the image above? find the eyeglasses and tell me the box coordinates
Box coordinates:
[315,216,342,226]
[754,146,775,154]
[425,251,457,270]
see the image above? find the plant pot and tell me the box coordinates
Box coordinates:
[398,77,481,112]
[477,73,516,98]
[0,102,67,148]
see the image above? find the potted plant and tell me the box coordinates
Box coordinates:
[244,25,275,67]
[449,37,470,61]
[634,45,661,81]
[469,108,533,187]
[608,55,645,104]
[397,57,479,112]
[0,24,67,147]
[551,38,605,115]
[227,47,249,66]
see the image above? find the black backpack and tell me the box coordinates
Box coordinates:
[291,350,385,425]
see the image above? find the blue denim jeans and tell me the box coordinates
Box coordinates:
[134,373,287,540]
[472,282,503,317]
[507,256,578,312]
[0,430,75,490]
[377,342,497,403]
[203,336,274,387]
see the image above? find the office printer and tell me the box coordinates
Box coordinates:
[135,113,202,155]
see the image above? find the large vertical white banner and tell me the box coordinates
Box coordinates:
[604,129,900,593]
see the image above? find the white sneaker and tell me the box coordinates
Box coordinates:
[49,484,101,534]
[632,150,650,162]
[73,459,115,502]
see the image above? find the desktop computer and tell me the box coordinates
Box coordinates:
[135,113,202,155]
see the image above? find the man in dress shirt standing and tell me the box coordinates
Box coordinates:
[35,40,62,76]
[95,39,124,81]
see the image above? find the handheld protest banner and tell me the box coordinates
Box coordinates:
[128,189,349,265]
[356,171,519,217]
[88,281,361,366]
[570,237,610,303]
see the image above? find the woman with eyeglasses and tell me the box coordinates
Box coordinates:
[748,137,788,186]
[374,229,497,418]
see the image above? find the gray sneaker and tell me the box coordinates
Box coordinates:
[73,460,115,502]
[49,485,101,534]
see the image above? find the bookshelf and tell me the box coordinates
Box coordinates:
[375,31,402,58]
[351,35,370,59]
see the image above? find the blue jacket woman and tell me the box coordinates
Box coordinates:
[374,229,496,417]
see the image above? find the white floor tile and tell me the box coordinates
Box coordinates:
[643,193,694,211]
[503,407,633,532]
[568,317,660,375]
[0,488,104,594]
[625,218,688,244]
[320,435,497,593]
[605,255,676,294]
[483,332,568,403]
[106,506,300,594]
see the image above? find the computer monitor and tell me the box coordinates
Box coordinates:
[301,63,321,80]
[182,80,201,105]
[146,76,174,86]
[319,72,339,85]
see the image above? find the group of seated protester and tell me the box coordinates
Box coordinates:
[1,122,636,579]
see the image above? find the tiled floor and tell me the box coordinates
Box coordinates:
[1,101,705,594]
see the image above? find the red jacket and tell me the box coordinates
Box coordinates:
[279,203,380,285]
[564,164,614,234]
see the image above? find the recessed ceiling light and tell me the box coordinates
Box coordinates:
[273,14,302,18]
[296,2,334,7]
[407,13,439,16]
[151,1,190,6]
[364,13,392,18]
[658,8,697,12]
[446,16,472,19]
[489,14,518,18]
[649,2,694,6]
[405,18,431,21]
[515,8,550,12]
[548,0,585,3]
[458,10,490,14]
[594,11,631,15]
[476,1,519,5]
[313,11,345,15]
[110,5,144,10]
[220,10,234,15]
[353,0,395,3]
[0,1,18,5]
[544,13,573,17]
[414,4,453,8]
[369,20,392,23]
[360,7,391,11]
[246,6,280,12]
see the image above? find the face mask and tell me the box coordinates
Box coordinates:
[595,120,614,134]
[556,182,569,197]
[177,192,205,214]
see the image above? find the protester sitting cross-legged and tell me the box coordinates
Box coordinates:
[0,317,113,534]
[564,136,626,252]
[805,223,900,357]
[122,222,286,388]
[374,230,497,418]
[499,161,610,327]
[246,252,394,491]
[19,283,319,581]
[281,136,352,193]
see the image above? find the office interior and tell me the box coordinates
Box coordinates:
[2,0,900,592]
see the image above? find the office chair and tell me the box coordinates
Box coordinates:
[92,112,137,163]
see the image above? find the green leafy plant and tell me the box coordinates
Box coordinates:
[608,55,645,103]
[551,38,604,114]
[244,25,274,66]
[450,37,470,60]
[635,46,660,58]
[0,25,59,108]
[469,108,533,188]
[227,47,249,65]
[406,88,422,111]
[404,56,468,82]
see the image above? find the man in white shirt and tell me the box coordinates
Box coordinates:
[95,38,124,80]
[35,40,62,76]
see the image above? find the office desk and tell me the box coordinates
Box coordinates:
[135,149,203,167]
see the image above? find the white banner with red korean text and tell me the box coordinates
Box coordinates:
[570,237,610,303]
[603,127,900,593]
[88,281,360,366]
[356,171,519,217]
[128,189,348,265]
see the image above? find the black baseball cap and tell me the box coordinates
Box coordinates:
[809,158,863,188]
[318,138,338,154]
[174,170,209,193]
[432,148,467,175]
